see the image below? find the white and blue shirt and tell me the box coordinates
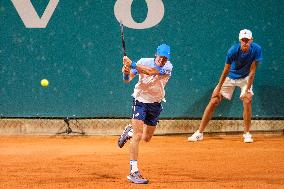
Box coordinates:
[131,58,173,103]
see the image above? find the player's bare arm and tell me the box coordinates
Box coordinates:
[243,60,258,100]
[123,56,167,76]
[135,65,161,75]
[246,60,257,92]
[212,63,231,98]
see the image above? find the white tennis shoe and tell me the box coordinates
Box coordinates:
[188,130,203,142]
[243,132,253,143]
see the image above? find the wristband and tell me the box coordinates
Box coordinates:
[131,69,138,75]
[155,66,166,75]
[123,73,130,81]
[130,61,137,69]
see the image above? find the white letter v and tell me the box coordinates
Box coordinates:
[11,0,59,28]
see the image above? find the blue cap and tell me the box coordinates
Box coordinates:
[156,44,170,59]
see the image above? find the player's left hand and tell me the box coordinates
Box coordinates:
[242,91,253,101]
[123,56,132,67]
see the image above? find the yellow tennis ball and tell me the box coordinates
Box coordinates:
[41,79,49,87]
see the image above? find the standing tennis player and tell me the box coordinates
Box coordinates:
[118,44,173,184]
[188,29,262,143]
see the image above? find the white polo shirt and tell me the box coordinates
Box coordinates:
[131,58,173,103]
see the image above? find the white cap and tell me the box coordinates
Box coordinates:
[239,29,252,40]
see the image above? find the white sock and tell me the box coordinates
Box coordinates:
[130,160,138,173]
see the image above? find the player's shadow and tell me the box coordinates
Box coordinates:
[254,85,284,117]
[186,88,234,118]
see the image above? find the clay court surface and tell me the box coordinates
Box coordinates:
[0,135,283,189]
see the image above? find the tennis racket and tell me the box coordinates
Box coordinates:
[120,22,126,56]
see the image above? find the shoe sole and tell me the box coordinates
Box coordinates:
[188,137,203,142]
[127,176,149,184]
[118,134,131,148]
[118,138,127,148]
[118,127,132,148]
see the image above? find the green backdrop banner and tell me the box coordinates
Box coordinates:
[0,0,283,118]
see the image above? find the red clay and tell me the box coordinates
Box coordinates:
[0,135,283,189]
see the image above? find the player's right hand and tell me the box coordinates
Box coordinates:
[123,56,132,67]
[211,86,222,100]
[122,65,130,75]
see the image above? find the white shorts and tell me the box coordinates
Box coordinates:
[220,76,253,100]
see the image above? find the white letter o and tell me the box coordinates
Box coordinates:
[114,0,165,29]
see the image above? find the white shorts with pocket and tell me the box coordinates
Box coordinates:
[220,76,253,100]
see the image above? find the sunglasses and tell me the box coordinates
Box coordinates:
[241,38,250,43]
